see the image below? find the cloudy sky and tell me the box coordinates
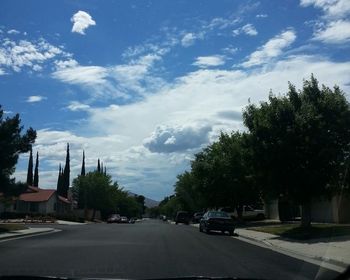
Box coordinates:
[1,0,350,201]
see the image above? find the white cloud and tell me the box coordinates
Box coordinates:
[233,23,258,36]
[256,14,268,18]
[7,29,20,35]
[181,33,197,47]
[52,65,108,86]
[67,101,91,111]
[26,95,46,103]
[0,68,5,75]
[300,0,350,19]
[0,37,64,73]
[313,20,350,43]
[300,0,350,45]
[242,29,296,67]
[193,55,226,68]
[71,11,96,35]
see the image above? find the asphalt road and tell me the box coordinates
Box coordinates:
[0,219,341,279]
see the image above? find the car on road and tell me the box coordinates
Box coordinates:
[192,212,204,223]
[199,211,235,235]
[129,217,136,224]
[107,214,121,223]
[120,216,129,223]
[219,205,265,220]
[175,211,191,225]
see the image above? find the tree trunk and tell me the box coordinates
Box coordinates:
[301,201,312,228]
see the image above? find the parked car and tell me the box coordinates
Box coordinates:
[219,205,265,220]
[175,211,191,225]
[129,217,136,224]
[120,216,129,223]
[107,214,121,223]
[199,211,235,235]
[160,215,167,221]
[192,212,204,223]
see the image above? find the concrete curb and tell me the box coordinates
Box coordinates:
[188,223,348,272]
[0,228,59,242]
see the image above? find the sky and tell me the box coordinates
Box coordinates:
[1,0,350,201]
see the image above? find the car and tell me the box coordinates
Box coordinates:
[192,212,204,223]
[219,205,265,220]
[120,216,129,223]
[160,215,167,221]
[129,217,136,224]
[175,211,191,225]
[199,211,235,235]
[107,214,121,223]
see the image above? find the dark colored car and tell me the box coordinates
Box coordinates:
[175,211,191,225]
[199,211,235,235]
[129,217,136,224]
[107,214,121,223]
[193,212,204,223]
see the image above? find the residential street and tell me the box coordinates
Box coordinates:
[0,220,341,279]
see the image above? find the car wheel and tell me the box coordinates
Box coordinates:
[175,222,178,225]
[229,230,234,236]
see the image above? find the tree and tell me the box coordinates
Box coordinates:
[62,143,70,197]
[33,151,39,187]
[97,158,101,173]
[26,148,33,186]
[243,76,350,227]
[0,105,36,197]
[191,132,260,221]
[56,164,63,195]
[81,150,86,176]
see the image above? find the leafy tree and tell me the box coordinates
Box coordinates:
[243,76,350,227]
[33,151,39,187]
[191,132,259,220]
[0,106,36,197]
[26,148,33,186]
[135,195,146,215]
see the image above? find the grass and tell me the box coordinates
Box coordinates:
[0,224,28,234]
[249,223,350,240]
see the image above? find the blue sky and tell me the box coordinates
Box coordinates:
[1,0,350,200]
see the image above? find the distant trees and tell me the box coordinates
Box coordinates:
[0,105,36,197]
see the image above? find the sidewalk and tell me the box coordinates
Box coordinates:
[236,228,350,268]
[0,227,57,241]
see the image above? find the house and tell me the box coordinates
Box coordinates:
[0,186,71,215]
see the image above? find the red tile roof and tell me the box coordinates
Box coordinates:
[19,188,56,202]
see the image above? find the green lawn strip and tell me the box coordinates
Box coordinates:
[0,224,28,234]
[249,224,350,240]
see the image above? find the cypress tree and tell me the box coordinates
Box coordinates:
[97,158,101,173]
[101,161,104,174]
[81,150,86,176]
[62,143,70,197]
[57,164,62,195]
[33,151,39,187]
[26,148,33,186]
[104,166,107,175]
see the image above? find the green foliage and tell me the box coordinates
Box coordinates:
[72,171,144,219]
[26,148,33,186]
[243,75,350,227]
[0,105,36,197]
[33,151,39,187]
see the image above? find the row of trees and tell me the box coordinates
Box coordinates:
[153,76,350,228]
[72,171,145,219]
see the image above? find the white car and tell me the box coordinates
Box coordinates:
[219,205,265,220]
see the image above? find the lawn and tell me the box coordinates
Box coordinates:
[249,223,350,240]
[0,224,28,234]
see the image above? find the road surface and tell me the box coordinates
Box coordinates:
[0,219,340,279]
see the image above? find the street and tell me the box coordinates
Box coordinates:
[0,219,340,279]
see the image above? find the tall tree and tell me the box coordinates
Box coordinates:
[243,75,350,227]
[26,148,33,186]
[0,105,36,197]
[57,164,63,195]
[97,158,101,173]
[81,150,86,176]
[62,143,70,197]
[101,162,104,174]
[33,151,39,187]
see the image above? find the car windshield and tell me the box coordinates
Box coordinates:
[1,1,349,279]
